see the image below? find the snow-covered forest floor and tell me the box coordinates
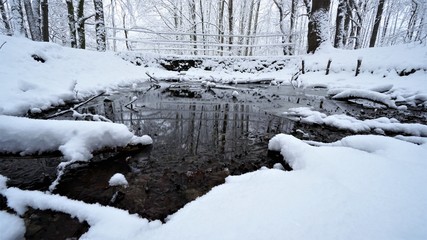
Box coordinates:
[1,34,427,239]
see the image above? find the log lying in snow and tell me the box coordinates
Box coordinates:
[330,89,397,108]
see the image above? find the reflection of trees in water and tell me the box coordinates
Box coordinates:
[100,98,294,157]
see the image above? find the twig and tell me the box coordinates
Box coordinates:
[0,41,6,50]
[145,72,159,83]
[46,91,105,119]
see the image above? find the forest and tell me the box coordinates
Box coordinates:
[1,0,426,55]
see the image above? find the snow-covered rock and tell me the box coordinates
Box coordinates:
[109,173,129,187]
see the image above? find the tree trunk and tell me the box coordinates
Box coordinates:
[66,0,77,48]
[334,0,346,48]
[41,0,48,41]
[343,3,352,47]
[380,1,391,45]
[122,14,131,50]
[93,0,106,51]
[228,0,233,54]
[218,0,225,55]
[273,0,286,55]
[0,0,12,35]
[199,0,206,54]
[32,0,41,39]
[249,0,261,56]
[76,0,85,49]
[111,0,116,51]
[10,0,25,36]
[369,0,385,47]
[238,0,248,55]
[189,0,197,55]
[307,0,331,53]
[244,0,254,56]
[406,1,418,41]
[288,0,297,55]
[23,0,41,40]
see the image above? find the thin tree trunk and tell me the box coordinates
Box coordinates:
[244,0,254,56]
[0,0,11,35]
[288,0,297,55]
[369,0,385,47]
[238,0,248,55]
[380,0,391,45]
[199,0,206,54]
[76,0,85,49]
[343,3,352,47]
[41,0,48,41]
[406,1,418,41]
[93,0,106,51]
[111,0,116,51]
[66,0,77,48]
[218,0,225,56]
[122,14,130,50]
[249,0,261,56]
[189,0,197,55]
[273,0,286,55]
[228,0,233,54]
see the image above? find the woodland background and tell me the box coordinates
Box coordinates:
[0,0,426,55]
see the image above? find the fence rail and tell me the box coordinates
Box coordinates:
[105,27,291,56]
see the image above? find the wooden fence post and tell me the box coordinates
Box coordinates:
[355,58,362,76]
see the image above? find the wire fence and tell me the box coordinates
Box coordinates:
[105,27,291,56]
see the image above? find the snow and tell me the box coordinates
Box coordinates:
[329,88,398,108]
[1,35,427,239]
[109,173,129,187]
[1,35,426,116]
[284,107,427,136]
[0,210,25,240]
[1,134,426,240]
[0,115,152,161]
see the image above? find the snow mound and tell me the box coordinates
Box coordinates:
[284,107,427,137]
[0,211,25,240]
[109,173,129,187]
[1,134,427,239]
[329,89,397,108]
[0,115,152,161]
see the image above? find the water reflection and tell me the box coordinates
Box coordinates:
[114,100,294,161]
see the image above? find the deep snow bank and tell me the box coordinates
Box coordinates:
[2,134,426,240]
[0,35,154,115]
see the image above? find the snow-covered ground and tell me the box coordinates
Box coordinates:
[1,35,427,239]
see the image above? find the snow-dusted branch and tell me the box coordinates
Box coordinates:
[46,91,105,119]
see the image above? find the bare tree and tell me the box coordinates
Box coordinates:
[307,0,331,53]
[41,0,48,41]
[369,0,385,47]
[249,0,261,56]
[189,0,197,54]
[218,0,225,55]
[0,0,12,35]
[228,0,233,54]
[93,0,106,51]
[23,0,42,40]
[10,0,25,36]
[334,0,346,48]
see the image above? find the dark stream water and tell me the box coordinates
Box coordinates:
[1,81,425,239]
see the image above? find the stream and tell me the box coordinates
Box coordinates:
[1,81,425,239]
